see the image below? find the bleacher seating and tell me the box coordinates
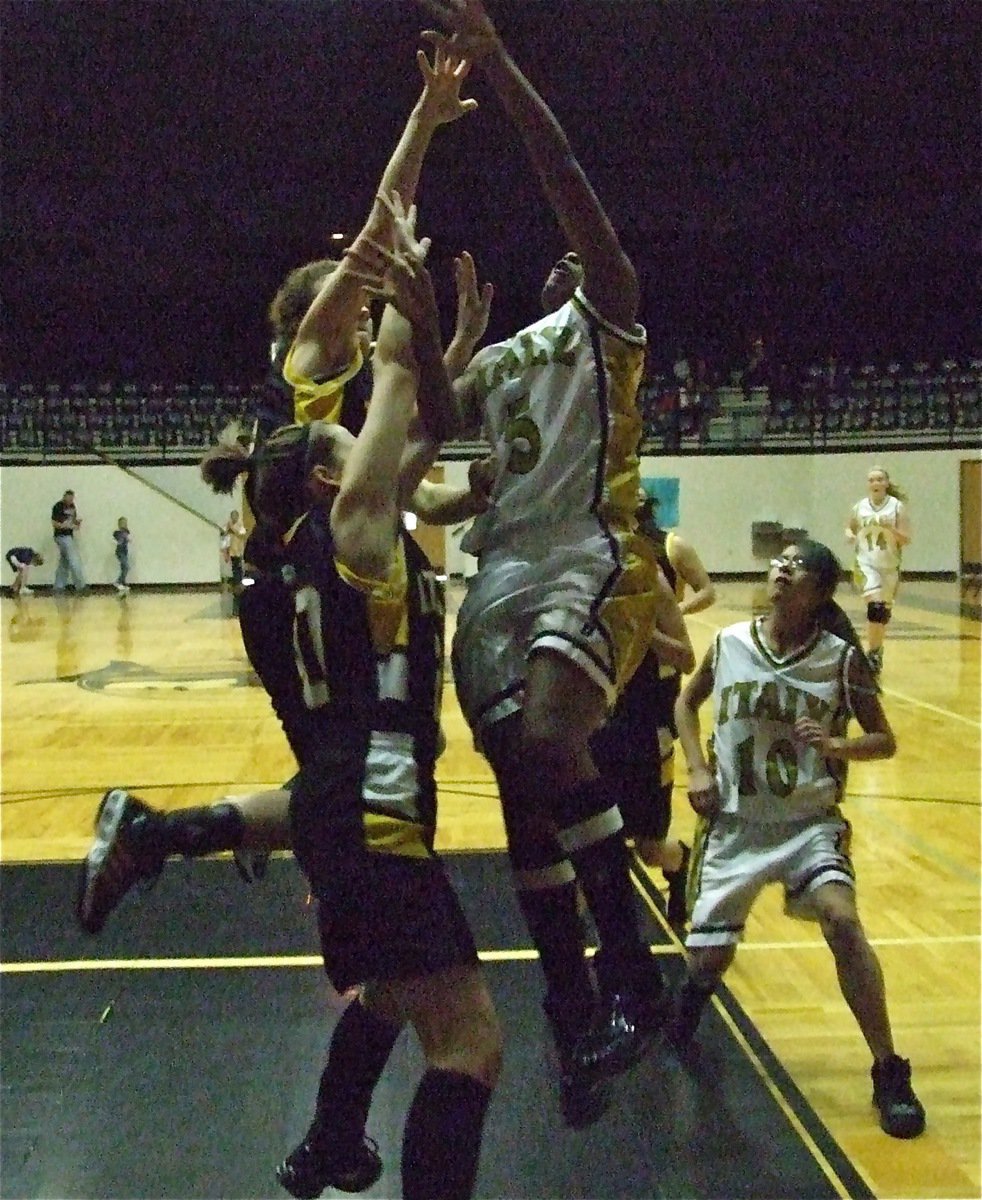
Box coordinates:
[0,381,264,459]
[0,357,979,459]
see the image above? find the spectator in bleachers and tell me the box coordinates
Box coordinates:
[739,333,770,395]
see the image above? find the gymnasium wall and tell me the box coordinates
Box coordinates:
[0,464,239,587]
[444,448,969,579]
[0,448,969,586]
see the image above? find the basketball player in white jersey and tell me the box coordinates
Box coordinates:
[668,540,925,1140]
[845,465,911,675]
[422,0,664,1116]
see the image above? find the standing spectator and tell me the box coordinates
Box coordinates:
[51,489,87,593]
[672,345,692,390]
[845,466,911,675]
[5,547,43,596]
[668,540,925,1140]
[222,510,247,589]
[112,518,131,594]
[740,333,770,394]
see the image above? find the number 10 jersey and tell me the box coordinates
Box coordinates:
[709,618,858,824]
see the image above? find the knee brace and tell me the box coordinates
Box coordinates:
[867,601,891,625]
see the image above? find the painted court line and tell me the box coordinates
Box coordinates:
[880,685,981,728]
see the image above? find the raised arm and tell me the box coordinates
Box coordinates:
[443,251,493,381]
[332,310,418,582]
[290,44,477,382]
[331,196,454,578]
[422,0,638,329]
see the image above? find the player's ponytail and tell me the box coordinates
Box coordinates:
[817,598,865,655]
[200,421,254,495]
[798,537,876,685]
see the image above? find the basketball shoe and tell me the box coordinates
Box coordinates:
[76,789,166,934]
[872,1055,926,1138]
[276,1134,383,1197]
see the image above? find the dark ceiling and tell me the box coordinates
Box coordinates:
[2,0,978,382]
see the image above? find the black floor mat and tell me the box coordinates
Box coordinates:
[1,856,872,1199]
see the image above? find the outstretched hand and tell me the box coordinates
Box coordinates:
[453,250,493,345]
[420,0,500,63]
[417,41,479,124]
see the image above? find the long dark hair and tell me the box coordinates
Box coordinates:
[795,538,869,661]
[200,422,313,536]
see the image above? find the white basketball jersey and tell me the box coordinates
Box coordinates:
[710,619,856,824]
[462,289,646,559]
[852,495,905,570]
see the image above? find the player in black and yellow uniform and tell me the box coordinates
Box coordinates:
[199,36,493,876]
[75,38,495,904]
[77,201,501,1200]
[590,499,695,931]
[259,39,487,439]
[591,494,705,931]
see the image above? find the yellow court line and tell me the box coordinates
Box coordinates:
[0,945,682,974]
[709,998,875,1200]
[5,933,974,975]
[732,933,980,951]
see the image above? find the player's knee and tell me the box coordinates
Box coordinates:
[635,835,668,867]
[520,724,580,787]
[867,601,891,625]
[687,944,734,985]
[422,989,503,1089]
[818,904,864,953]
[505,809,568,877]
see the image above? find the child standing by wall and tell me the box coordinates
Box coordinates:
[113,519,131,594]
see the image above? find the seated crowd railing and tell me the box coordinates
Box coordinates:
[1,357,979,461]
[639,356,981,451]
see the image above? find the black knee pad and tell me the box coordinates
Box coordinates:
[867,601,891,625]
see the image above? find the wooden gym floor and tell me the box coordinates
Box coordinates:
[0,578,979,1198]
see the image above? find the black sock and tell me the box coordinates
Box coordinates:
[161,802,245,857]
[402,1068,492,1200]
[309,999,402,1150]
[668,975,716,1035]
[559,800,648,978]
[515,882,595,1044]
